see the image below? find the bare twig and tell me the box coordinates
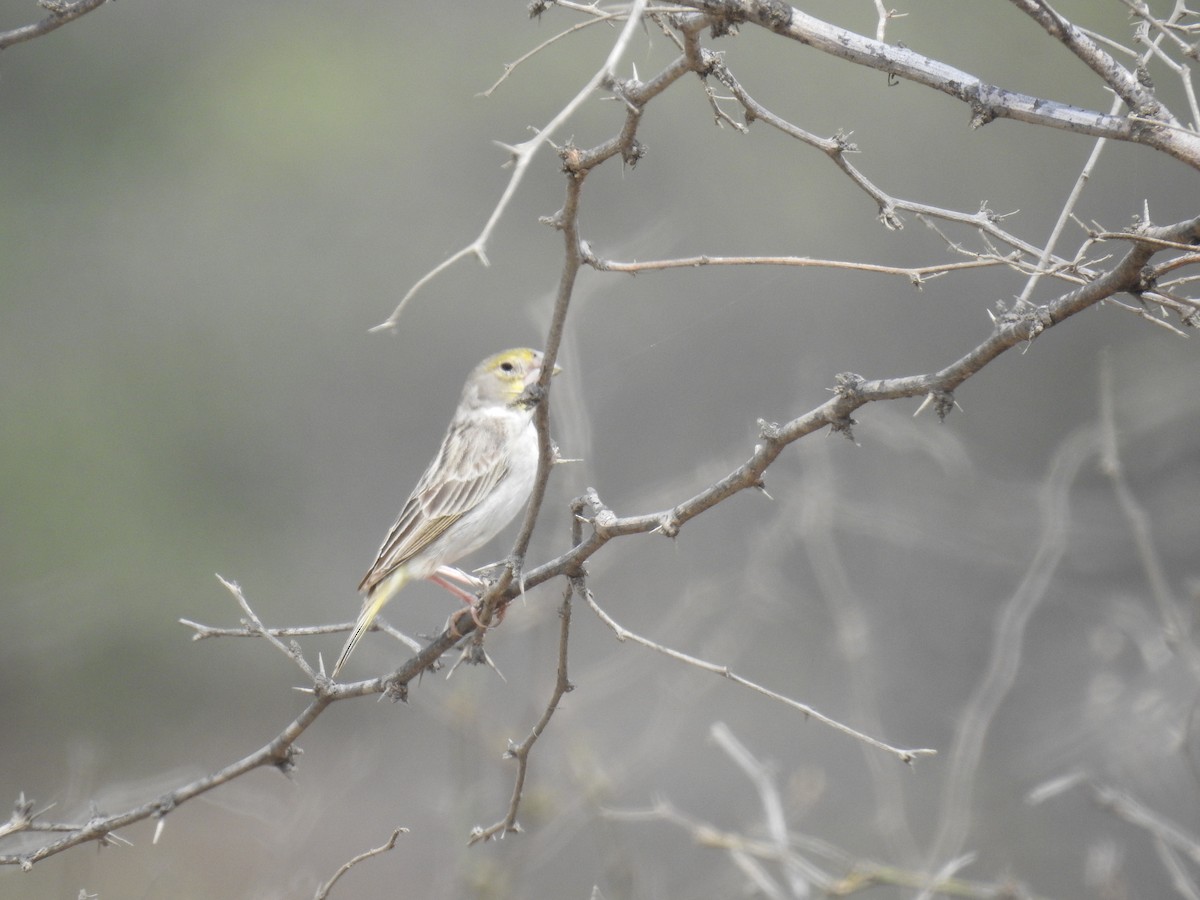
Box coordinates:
[469,489,597,842]
[479,12,623,98]
[371,0,651,329]
[0,584,459,867]
[3,695,332,866]
[181,615,424,655]
[470,578,577,844]
[313,827,408,900]
[1015,122,1114,307]
[180,619,345,640]
[217,575,318,678]
[583,250,1014,287]
[0,0,110,51]
[585,584,936,763]
[871,0,907,44]
[703,49,1115,280]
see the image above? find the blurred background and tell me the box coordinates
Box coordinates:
[2,1,1198,897]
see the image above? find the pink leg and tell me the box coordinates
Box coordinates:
[428,573,479,605]
[429,572,492,631]
[434,565,484,589]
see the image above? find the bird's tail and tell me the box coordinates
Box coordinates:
[332,570,410,677]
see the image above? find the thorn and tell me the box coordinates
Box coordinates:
[480,648,507,683]
[445,641,506,682]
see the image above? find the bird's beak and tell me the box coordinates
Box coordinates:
[525,359,562,387]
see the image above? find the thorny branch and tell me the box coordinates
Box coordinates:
[0,572,472,868]
[469,573,579,844]
[388,1,1200,326]
[465,501,590,844]
[489,219,1198,625]
[672,0,1200,166]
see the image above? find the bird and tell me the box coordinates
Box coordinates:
[331,348,559,677]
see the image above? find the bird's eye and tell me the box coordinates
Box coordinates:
[500,361,515,372]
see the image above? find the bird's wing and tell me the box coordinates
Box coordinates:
[358,415,512,594]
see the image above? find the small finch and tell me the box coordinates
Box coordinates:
[332,348,559,677]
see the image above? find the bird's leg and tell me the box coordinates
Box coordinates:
[429,570,492,631]
[434,565,485,589]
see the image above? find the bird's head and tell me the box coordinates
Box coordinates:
[464,348,561,410]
